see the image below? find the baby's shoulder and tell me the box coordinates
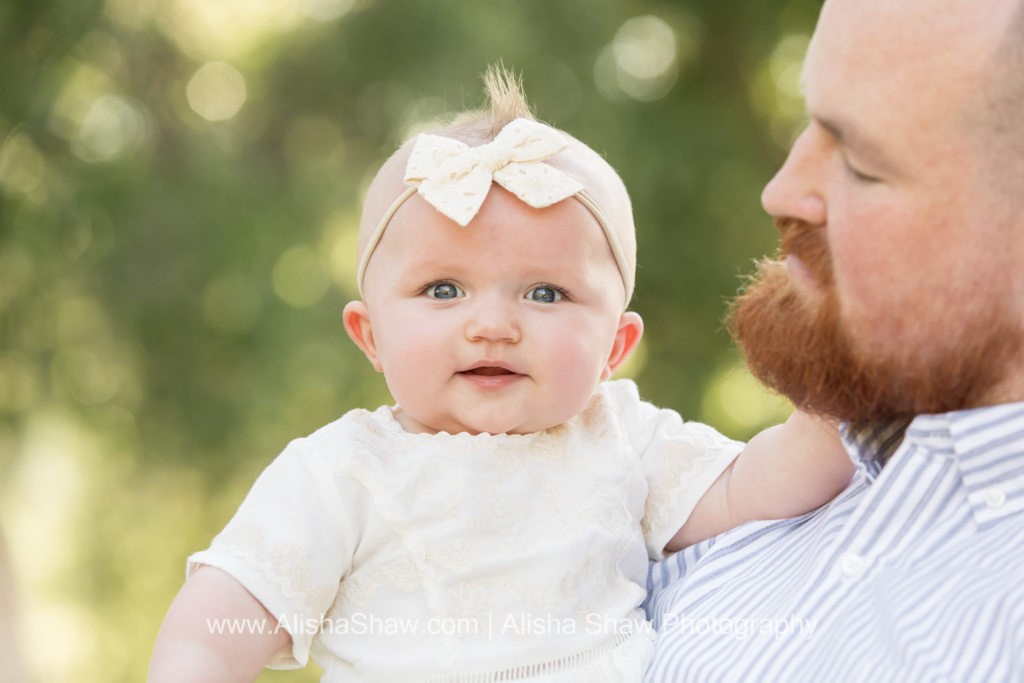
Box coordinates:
[305,404,394,439]
[296,405,405,467]
[596,378,642,405]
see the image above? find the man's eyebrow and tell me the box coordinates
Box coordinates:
[816,115,898,173]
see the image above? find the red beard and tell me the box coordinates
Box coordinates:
[728,218,1020,422]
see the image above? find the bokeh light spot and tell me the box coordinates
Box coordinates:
[72,95,155,163]
[4,411,100,679]
[770,34,811,101]
[52,347,121,405]
[49,63,115,141]
[272,245,331,308]
[701,359,793,438]
[749,33,812,150]
[297,0,355,21]
[615,17,676,81]
[156,0,304,63]
[0,130,46,195]
[325,212,360,297]
[595,15,686,102]
[186,61,247,122]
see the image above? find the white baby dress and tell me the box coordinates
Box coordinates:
[187,379,744,682]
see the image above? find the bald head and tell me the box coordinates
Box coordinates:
[989,0,1024,196]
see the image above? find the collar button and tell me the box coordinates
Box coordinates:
[984,486,1007,509]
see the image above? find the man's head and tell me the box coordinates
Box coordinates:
[730,0,1024,422]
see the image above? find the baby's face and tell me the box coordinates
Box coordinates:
[345,185,641,435]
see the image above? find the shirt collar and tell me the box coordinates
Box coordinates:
[840,419,912,482]
[841,402,1024,527]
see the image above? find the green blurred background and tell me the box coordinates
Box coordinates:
[0,0,819,679]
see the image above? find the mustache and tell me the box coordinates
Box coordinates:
[777,217,833,287]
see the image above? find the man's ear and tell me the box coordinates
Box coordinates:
[602,311,644,380]
[343,301,383,372]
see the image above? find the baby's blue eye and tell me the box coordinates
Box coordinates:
[426,283,464,299]
[526,286,563,303]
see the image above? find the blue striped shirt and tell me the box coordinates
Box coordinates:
[643,403,1024,681]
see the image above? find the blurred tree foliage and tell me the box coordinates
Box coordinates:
[0,0,821,680]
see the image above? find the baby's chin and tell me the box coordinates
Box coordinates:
[394,407,561,436]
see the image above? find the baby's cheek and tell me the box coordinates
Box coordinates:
[548,334,608,407]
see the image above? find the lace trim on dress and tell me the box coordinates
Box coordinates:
[423,620,652,682]
[363,405,545,443]
[641,422,741,552]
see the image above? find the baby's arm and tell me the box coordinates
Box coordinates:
[148,566,291,683]
[667,410,852,550]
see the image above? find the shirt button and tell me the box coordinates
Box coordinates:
[840,553,867,580]
[984,486,1007,509]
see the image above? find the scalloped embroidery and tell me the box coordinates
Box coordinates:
[641,422,741,548]
[209,523,336,616]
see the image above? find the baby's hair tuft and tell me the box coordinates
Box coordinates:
[483,64,536,135]
[435,64,538,144]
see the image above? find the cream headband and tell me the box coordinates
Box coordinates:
[356,118,634,305]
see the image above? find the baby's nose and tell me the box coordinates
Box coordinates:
[464,296,521,343]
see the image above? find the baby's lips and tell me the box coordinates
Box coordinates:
[462,366,516,376]
[460,360,520,376]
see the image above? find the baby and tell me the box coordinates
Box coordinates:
[148,69,853,682]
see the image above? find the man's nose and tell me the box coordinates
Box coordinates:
[761,125,827,227]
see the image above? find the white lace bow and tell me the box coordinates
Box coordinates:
[404,118,583,226]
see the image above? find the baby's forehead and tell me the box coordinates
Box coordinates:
[367,186,628,303]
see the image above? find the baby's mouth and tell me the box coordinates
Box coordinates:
[462,367,516,376]
[457,364,525,388]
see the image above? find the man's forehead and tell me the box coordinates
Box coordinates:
[803,0,1010,145]
[813,0,1013,66]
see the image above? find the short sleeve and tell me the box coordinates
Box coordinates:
[187,437,367,668]
[605,380,745,560]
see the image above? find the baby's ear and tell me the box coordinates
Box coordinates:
[343,301,383,372]
[602,311,643,380]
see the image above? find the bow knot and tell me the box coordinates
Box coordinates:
[404,118,583,226]
[474,144,514,174]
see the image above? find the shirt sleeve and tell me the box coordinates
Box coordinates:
[186,435,367,669]
[607,380,745,561]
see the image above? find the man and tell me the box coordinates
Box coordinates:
[644,0,1024,680]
